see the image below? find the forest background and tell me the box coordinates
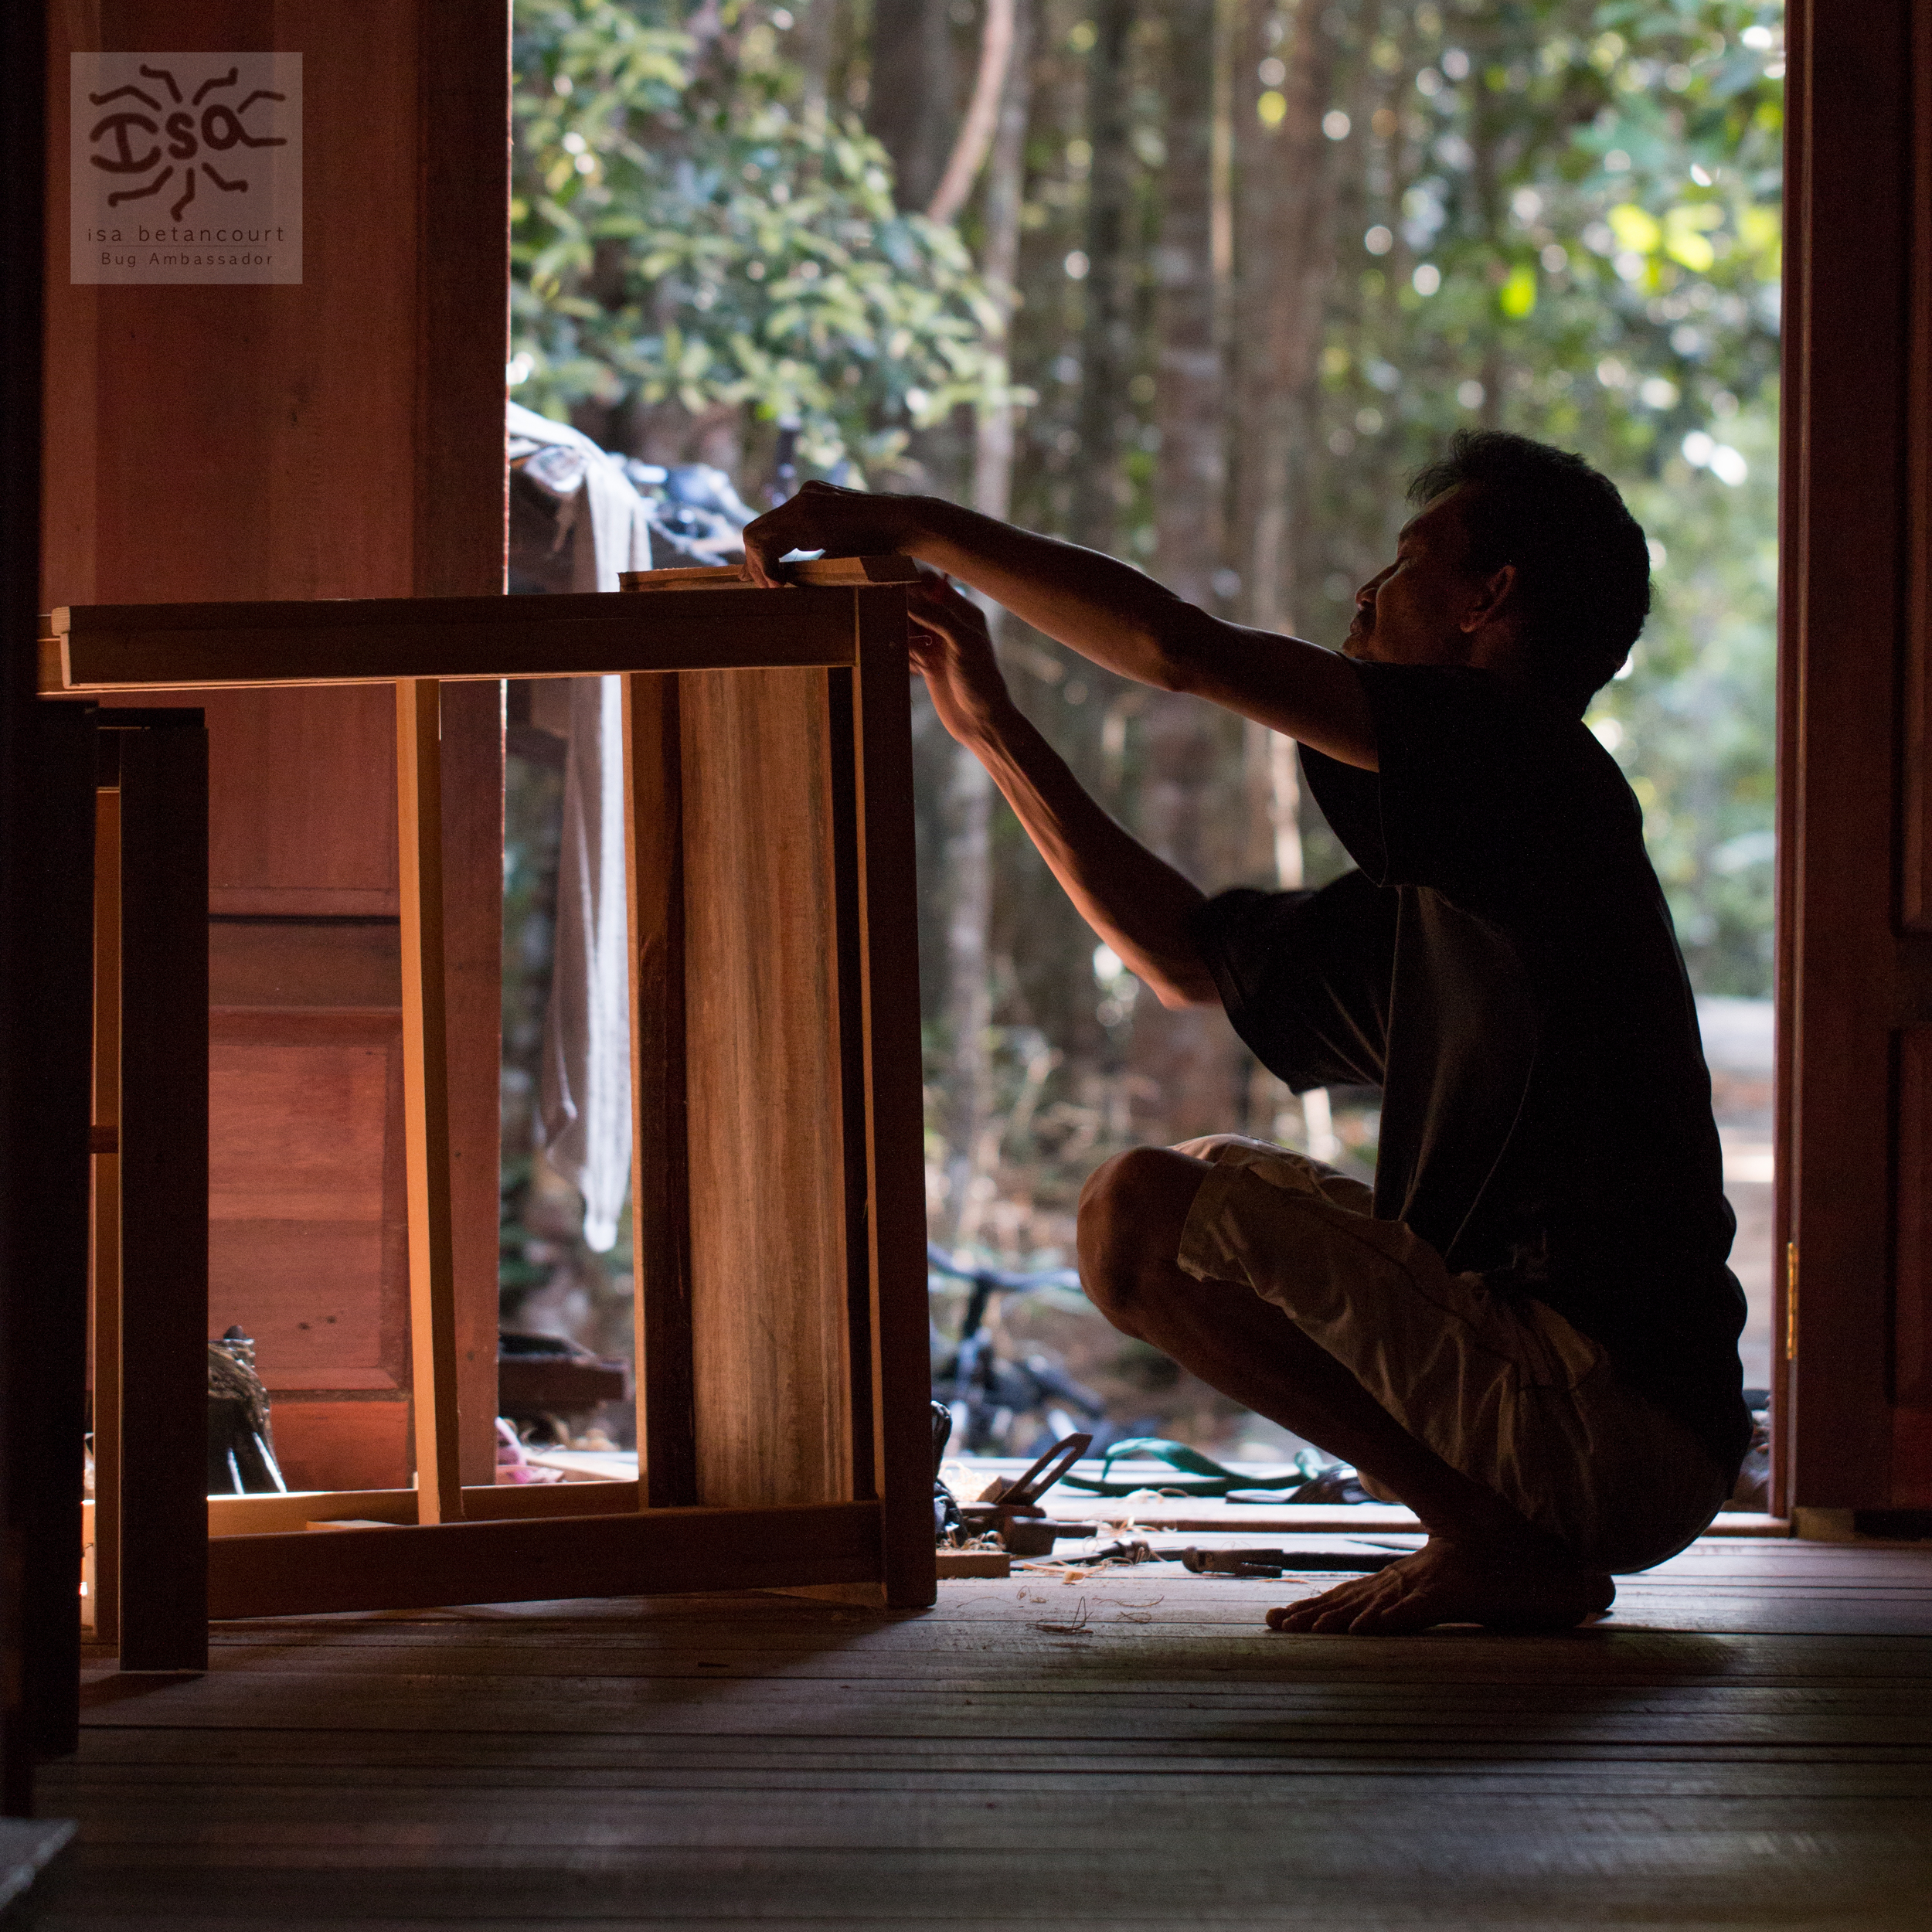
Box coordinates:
[504,0,1786,1451]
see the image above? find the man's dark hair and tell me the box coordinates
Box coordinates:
[1408,429,1651,709]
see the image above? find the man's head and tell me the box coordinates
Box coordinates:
[1345,430,1651,712]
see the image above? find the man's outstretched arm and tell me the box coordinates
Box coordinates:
[903,578,1219,1010]
[743,484,1377,771]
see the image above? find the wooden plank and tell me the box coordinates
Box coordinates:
[679,665,853,1509]
[618,556,921,591]
[255,1400,412,1496]
[206,1479,641,1538]
[438,681,506,1484]
[41,589,867,693]
[412,0,511,606]
[413,0,509,1492]
[114,715,209,1672]
[395,682,462,1523]
[89,782,122,1648]
[1782,2,1922,1507]
[111,686,405,919]
[825,674,876,1506]
[623,675,697,1508]
[206,1502,883,1618]
[850,594,937,1610]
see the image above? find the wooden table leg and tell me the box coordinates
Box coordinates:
[624,674,696,1509]
[115,713,209,1671]
[852,594,937,1609]
[397,679,464,1524]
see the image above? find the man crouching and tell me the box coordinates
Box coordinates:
[744,429,1751,1634]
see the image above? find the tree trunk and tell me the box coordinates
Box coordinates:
[1069,0,1141,553]
[939,2,1035,1247]
[1233,0,1336,643]
[1151,0,1223,609]
[1228,0,1335,1150]
[927,0,1019,226]
[866,0,961,212]
[1125,0,1247,1148]
[971,0,1034,523]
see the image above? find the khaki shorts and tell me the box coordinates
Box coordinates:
[1173,1135,1732,1573]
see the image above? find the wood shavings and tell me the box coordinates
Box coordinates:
[1032,1596,1091,1636]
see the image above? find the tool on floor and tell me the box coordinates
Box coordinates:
[961,1431,1094,1555]
[1179,1546,1406,1578]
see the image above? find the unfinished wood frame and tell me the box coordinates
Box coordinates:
[55,566,937,1620]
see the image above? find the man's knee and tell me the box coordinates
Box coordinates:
[1077,1145,1206,1331]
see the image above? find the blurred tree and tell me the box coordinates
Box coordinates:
[866,0,964,211]
[504,0,1787,1270]
[509,0,1004,483]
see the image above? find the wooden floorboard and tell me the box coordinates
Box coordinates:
[33,1538,1932,1928]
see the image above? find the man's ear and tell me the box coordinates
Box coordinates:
[1461,562,1518,634]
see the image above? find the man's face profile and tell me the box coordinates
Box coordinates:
[1345,487,1502,673]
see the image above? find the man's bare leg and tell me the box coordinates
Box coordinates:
[1077,1148,1613,1634]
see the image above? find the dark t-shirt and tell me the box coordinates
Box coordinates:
[1192,662,1751,1475]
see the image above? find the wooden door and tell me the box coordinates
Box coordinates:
[1779,1,1932,1519]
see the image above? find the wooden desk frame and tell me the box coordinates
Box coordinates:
[54,563,935,1638]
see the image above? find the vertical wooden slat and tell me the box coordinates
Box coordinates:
[437,679,506,1485]
[825,671,876,1505]
[413,0,512,605]
[90,778,122,1648]
[116,713,209,1671]
[850,591,937,1608]
[680,668,852,1508]
[1770,0,1811,1525]
[623,675,697,1508]
[1781,0,1915,1510]
[396,679,463,1524]
[413,0,510,1495]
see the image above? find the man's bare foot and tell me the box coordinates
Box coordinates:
[1264,1535,1614,1634]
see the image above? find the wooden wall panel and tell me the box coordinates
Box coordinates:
[43,2,421,607]
[268,1400,412,1495]
[44,3,509,1505]
[206,1010,406,1396]
[680,668,853,1508]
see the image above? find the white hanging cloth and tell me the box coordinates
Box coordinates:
[512,403,652,1250]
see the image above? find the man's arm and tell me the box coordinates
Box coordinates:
[743,484,1378,772]
[905,578,1219,1009]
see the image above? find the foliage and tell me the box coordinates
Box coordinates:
[509,0,1006,477]
[996,0,1785,998]
[1303,0,1787,994]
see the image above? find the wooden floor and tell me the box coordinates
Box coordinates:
[31,1536,1932,1929]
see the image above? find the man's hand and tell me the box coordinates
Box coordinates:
[906,573,1013,745]
[743,481,925,587]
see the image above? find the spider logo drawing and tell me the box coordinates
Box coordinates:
[87,61,286,223]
